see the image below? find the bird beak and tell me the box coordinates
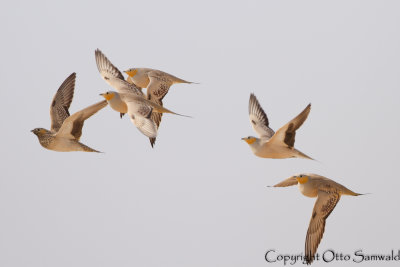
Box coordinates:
[241,137,245,140]
[99,93,104,96]
[30,130,34,132]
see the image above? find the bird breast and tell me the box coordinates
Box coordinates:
[298,182,318,198]
[132,72,150,88]
[109,97,128,113]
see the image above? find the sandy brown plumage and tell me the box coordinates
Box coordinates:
[242,94,313,159]
[50,72,75,132]
[96,49,189,144]
[125,67,194,147]
[272,174,363,265]
[268,103,311,148]
[248,93,275,140]
[32,73,107,152]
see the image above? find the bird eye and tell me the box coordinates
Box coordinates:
[106,92,109,94]
[299,175,303,177]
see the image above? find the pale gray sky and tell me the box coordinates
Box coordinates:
[1,0,400,266]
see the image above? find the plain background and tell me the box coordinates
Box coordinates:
[1,0,399,266]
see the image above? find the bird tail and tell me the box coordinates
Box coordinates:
[172,76,199,84]
[346,191,369,196]
[136,97,192,118]
[80,143,102,153]
[295,149,314,160]
[152,105,192,118]
[340,185,369,196]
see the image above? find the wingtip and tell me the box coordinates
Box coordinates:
[149,137,156,148]
[66,72,76,80]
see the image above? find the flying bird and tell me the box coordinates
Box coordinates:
[242,93,313,159]
[125,67,195,147]
[95,49,188,143]
[271,173,364,264]
[31,73,107,152]
[100,90,189,138]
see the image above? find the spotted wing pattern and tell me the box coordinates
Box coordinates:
[305,190,340,264]
[121,94,158,138]
[145,72,174,147]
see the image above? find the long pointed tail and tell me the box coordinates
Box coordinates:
[80,142,102,153]
[347,191,370,196]
[153,105,192,118]
[295,149,314,160]
[134,96,192,118]
[146,101,191,117]
[172,76,199,85]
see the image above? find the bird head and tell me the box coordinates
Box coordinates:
[99,91,116,101]
[294,174,309,184]
[31,128,48,136]
[124,68,138,77]
[241,136,257,145]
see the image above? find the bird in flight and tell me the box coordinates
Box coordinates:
[242,93,313,159]
[95,49,189,143]
[271,173,364,264]
[31,73,107,152]
[125,67,195,147]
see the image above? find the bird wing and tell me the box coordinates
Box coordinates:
[95,49,143,96]
[120,94,157,138]
[56,100,108,140]
[304,189,340,264]
[126,76,143,91]
[95,49,124,80]
[110,78,144,96]
[130,115,158,139]
[120,93,189,140]
[248,94,275,140]
[148,98,163,147]
[120,93,188,116]
[50,73,76,132]
[147,71,174,102]
[145,71,175,147]
[268,104,311,148]
[272,177,298,187]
